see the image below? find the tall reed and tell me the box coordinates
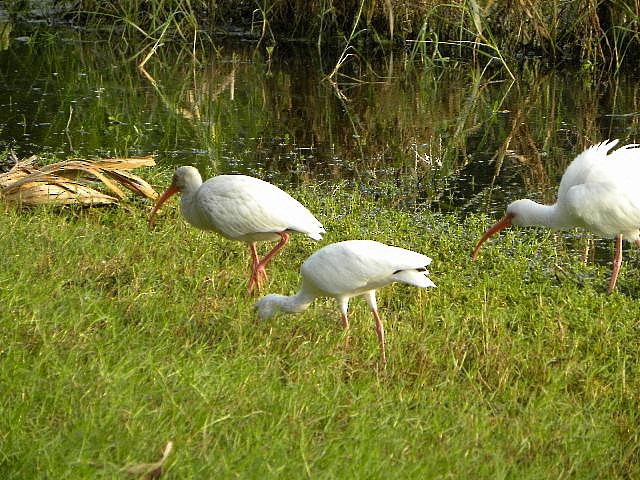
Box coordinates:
[54,0,640,72]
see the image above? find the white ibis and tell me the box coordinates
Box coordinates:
[255,240,435,364]
[149,166,325,293]
[472,139,640,293]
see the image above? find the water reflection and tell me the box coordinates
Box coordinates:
[1,33,640,219]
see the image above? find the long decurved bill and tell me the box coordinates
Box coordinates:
[148,185,179,228]
[471,214,513,260]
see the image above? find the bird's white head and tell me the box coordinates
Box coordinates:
[171,166,203,192]
[472,198,549,260]
[505,199,541,227]
[255,294,285,319]
[148,166,203,228]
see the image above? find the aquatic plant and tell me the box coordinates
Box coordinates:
[57,0,640,71]
[3,0,635,71]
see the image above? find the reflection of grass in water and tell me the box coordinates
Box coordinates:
[3,34,640,214]
[3,180,640,477]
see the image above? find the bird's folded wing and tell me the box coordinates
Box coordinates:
[566,182,640,237]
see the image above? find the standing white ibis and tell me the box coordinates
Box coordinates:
[255,240,436,364]
[472,139,640,293]
[149,166,325,293]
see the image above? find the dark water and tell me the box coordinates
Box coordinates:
[2,31,640,219]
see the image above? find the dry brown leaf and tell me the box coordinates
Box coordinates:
[103,169,158,200]
[40,161,128,199]
[0,155,39,188]
[91,156,156,171]
[0,155,158,206]
[2,179,118,205]
[122,441,174,479]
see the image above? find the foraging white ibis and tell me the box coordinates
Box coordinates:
[472,139,640,293]
[255,240,436,364]
[149,166,325,293]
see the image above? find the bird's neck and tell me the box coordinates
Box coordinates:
[179,180,205,227]
[180,177,202,198]
[275,288,317,314]
[517,202,571,230]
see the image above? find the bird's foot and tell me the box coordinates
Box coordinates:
[247,266,268,295]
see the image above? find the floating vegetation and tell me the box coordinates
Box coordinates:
[0,154,158,206]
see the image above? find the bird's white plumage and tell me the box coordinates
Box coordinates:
[150,166,325,293]
[176,169,325,242]
[255,240,435,363]
[559,140,640,239]
[255,240,434,319]
[474,139,640,293]
[505,140,640,239]
[300,240,434,297]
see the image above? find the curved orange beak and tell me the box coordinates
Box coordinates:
[148,185,179,228]
[471,213,513,260]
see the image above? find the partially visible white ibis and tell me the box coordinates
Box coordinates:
[255,240,435,364]
[472,139,640,293]
[149,166,325,293]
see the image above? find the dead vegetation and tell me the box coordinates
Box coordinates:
[0,154,158,206]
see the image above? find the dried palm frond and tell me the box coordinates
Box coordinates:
[40,161,129,199]
[103,168,159,200]
[2,174,119,205]
[89,156,156,170]
[0,155,39,188]
[0,155,158,206]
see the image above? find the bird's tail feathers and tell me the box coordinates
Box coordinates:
[307,226,326,241]
[392,269,436,288]
[591,138,640,155]
[614,142,640,152]
[594,138,620,153]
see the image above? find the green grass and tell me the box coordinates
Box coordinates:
[2,180,640,478]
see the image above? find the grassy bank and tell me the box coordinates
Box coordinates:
[2,176,640,477]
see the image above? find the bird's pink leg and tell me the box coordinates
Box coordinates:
[608,234,623,294]
[372,309,386,367]
[339,299,350,329]
[257,232,290,269]
[340,300,351,349]
[340,313,350,329]
[250,242,260,272]
[247,233,290,294]
[254,232,290,281]
[247,242,268,294]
